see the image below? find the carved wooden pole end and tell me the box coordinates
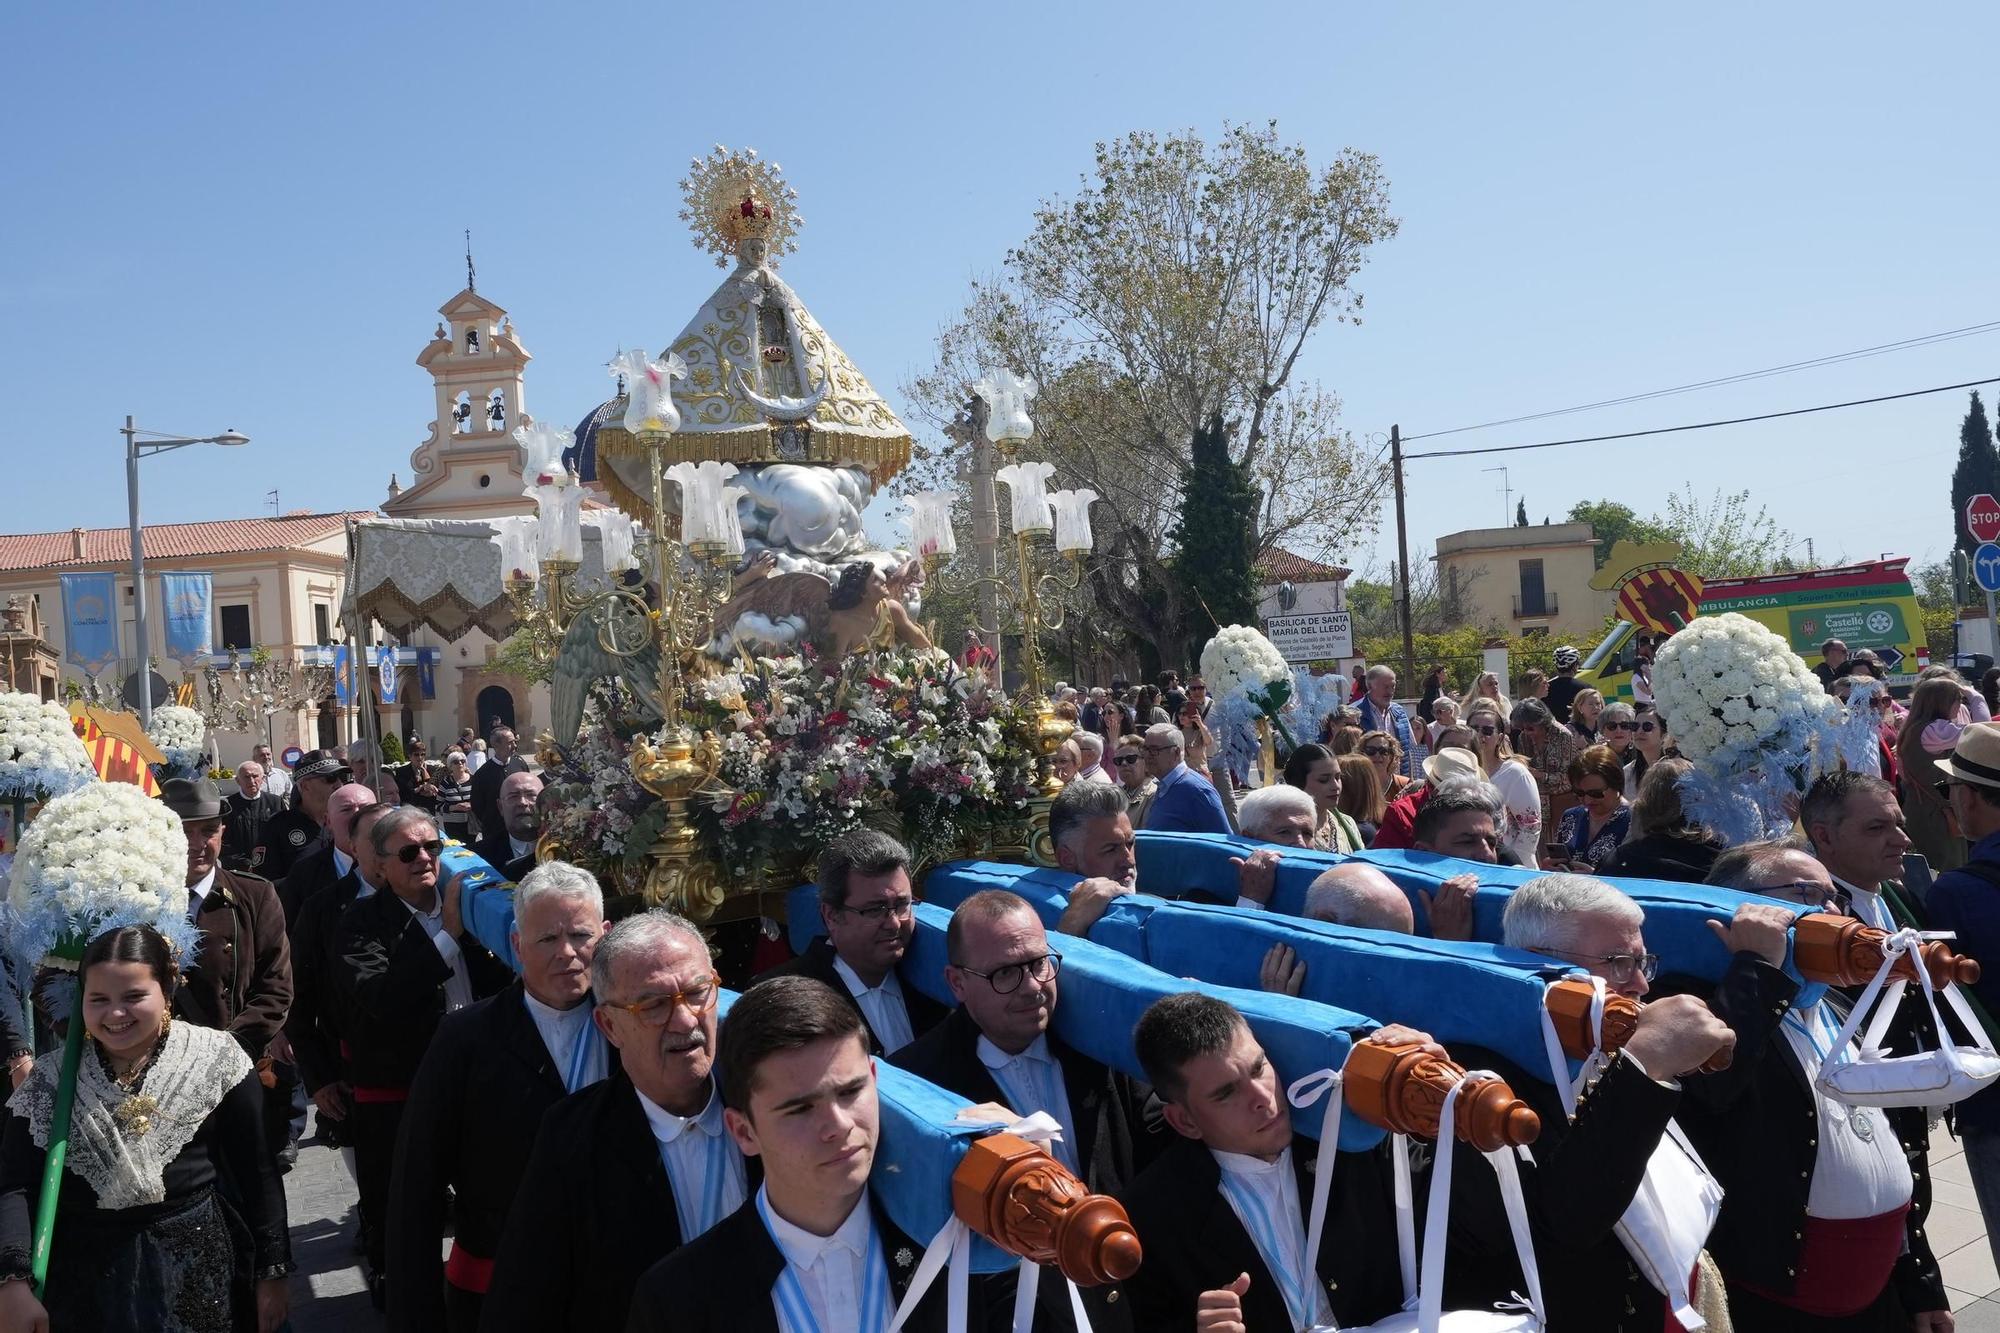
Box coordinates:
[1791,912,1980,989]
[1341,1039,1541,1150]
[951,1132,1142,1287]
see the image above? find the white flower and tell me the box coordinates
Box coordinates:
[8,780,185,932]
[0,693,96,800]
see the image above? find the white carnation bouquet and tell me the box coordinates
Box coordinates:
[0,692,96,801]
[1199,624,1298,776]
[3,778,196,1012]
[1651,612,1842,843]
[145,704,208,778]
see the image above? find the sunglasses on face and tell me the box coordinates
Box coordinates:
[1112,755,1141,766]
[1574,785,1613,799]
[1604,721,1636,732]
[1363,746,1392,758]
[396,839,444,864]
[1636,721,1659,733]
[1474,725,1498,736]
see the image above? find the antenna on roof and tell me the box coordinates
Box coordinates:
[267,489,279,517]
[465,229,476,294]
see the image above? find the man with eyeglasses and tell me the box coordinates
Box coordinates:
[485,909,755,1332]
[757,829,944,1054]
[891,890,1156,1330]
[334,805,512,1297]
[1139,722,1232,836]
[387,861,612,1333]
[1450,873,1788,1332]
[1697,842,1950,1329]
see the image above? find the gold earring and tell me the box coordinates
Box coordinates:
[158,1013,172,1040]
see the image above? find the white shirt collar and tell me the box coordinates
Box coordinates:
[831,953,902,1001]
[761,1182,874,1267]
[187,867,218,913]
[635,1080,726,1147]
[333,847,354,878]
[977,1032,1051,1071]
[401,891,443,925]
[522,988,592,1030]
[509,835,535,860]
[1211,1145,1292,1179]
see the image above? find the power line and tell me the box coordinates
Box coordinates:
[1402,320,2000,443]
[1403,375,2000,462]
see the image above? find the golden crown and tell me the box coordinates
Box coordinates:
[678,145,801,268]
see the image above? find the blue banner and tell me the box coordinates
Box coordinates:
[332,645,354,706]
[417,652,436,701]
[377,644,400,704]
[159,572,213,664]
[58,572,117,672]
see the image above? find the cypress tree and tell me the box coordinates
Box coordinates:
[1170,414,1260,655]
[1951,390,2000,559]
[1514,498,1529,527]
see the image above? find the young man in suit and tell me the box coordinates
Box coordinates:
[483,908,750,1333]
[1138,723,1231,836]
[626,975,984,1333]
[285,791,386,1151]
[334,805,512,1302]
[1120,994,1410,1332]
[891,890,1157,1330]
[387,861,612,1333]
[755,830,943,1054]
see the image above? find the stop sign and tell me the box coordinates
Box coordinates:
[1970,493,2000,544]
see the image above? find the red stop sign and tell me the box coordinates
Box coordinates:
[1970,494,2000,544]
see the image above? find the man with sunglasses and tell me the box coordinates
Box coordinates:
[892,889,1156,1330]
[757,829,943,1054]
[1139,722,1232,836]
[334,805,512,1297]
[1696,842,1951,1330]
[485,909,755,1332]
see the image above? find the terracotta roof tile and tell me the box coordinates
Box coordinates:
[1256,548,1351,585]
[0,511,376,572]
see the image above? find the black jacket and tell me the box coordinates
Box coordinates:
[388,981,615,1331]
[331,886,510,1091]
[1118,1132,1404,1333]
[624,1191,1002,1333]
[481,1070,757,1333]
[263,807,326,882]
[754,938,945,1055]
[471,829,516,873]
[220,789,286,874]
[469,756,527,841]
[285,869,364,1093]
[1671,984,1948,1317]
[276,841,343,925]
[1594,833,1724,885]
[1447,953,1797,1333]
[890,1005,1161,1332]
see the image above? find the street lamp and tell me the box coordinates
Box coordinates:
[123,415,250,727]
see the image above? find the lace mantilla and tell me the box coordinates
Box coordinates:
[7,1022,250,1210]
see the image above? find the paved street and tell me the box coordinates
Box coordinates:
[283,1119,380,1333]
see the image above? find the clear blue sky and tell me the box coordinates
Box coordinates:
[5,2,1996,584]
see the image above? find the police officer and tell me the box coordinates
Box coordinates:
[265,748,351,883]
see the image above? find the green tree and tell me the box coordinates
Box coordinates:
[902,122,1398,662]
[1950,390,2000,561]
[1514,498,1528,527]
[1170,415,1260,656]
[1566,500,1675,569]
[1654,486,1795,580]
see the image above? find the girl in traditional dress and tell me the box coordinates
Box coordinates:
[0,926,291,1333]
[1282,742,1364,852]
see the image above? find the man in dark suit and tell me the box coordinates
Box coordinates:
[471,769,542,880]
[626,975,995,1333]
[334,805,511,1302]
[1121,993,1411,1332]
[285,788,386,1144]
[219,759,285,874]
[485,908,752,1332]
[469,725,530,840]
[1137,723,1231,836]
[891,889,1156,1330]
[754,830,943,1054]
[1693,845,1952,1330]
[388,860,613,1333]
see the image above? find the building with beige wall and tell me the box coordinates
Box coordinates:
[1433,522,1616,639]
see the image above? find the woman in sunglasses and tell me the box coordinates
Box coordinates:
[1465,698,1541,867]
[1623,702,1670,797]
[1359,729,1413,801]
[1598,700,1638,764]
[1549,745,1631,871]
[1569,687,1606,745]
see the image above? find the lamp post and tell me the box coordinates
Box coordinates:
[123,416,250,727]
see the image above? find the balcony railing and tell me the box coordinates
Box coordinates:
[1512,594,1558,618]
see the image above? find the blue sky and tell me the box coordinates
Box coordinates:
[4,2,1996,583]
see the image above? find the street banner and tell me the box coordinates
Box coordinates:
[377,644,400,704]
[159,572,214,664]
[57,572,117,672]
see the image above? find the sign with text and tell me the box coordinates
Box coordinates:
[1968,492,2000,545]
[1265,611,1354,663]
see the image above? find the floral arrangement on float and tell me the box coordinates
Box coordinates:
[536,646,1036,895]
[0,693,96,803]
[1650,612,1844,843]
[1199,624,1299,777]
[144,705,208,781]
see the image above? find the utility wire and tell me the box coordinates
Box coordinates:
[1402,320,2000,443]
[1403,375,2000,461]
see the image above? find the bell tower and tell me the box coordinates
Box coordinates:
[385,251,535,518]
